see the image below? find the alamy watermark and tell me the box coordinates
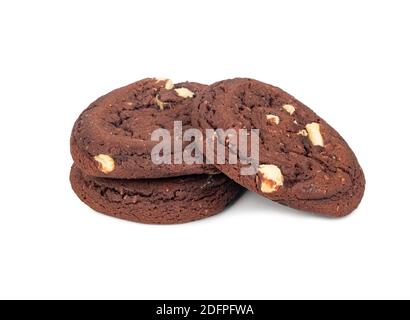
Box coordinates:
[151,121,260,176]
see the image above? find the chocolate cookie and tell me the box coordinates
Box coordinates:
[71,78,219,179]
[191,78,365,217]
[70,166,243,224]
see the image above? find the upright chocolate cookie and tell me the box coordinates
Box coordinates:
[191,78,365,217]
[71,78,219,179]
[70,166,243,224]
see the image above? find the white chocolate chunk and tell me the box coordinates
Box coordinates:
[155,95,165,110]
[283,104,296,115]
[94,154,115,174]
[175,87,195,98]
[306,122,324,147]
[258,164,284,193]
[155,78,174,90]
[165,79,174,90]
[266,115,280,125]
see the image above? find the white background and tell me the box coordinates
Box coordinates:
[0,0,409,300]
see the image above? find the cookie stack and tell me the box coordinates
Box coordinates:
[70,79,243,224]
[70,78,365,224]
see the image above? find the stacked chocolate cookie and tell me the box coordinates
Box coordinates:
[70,78,365,224]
